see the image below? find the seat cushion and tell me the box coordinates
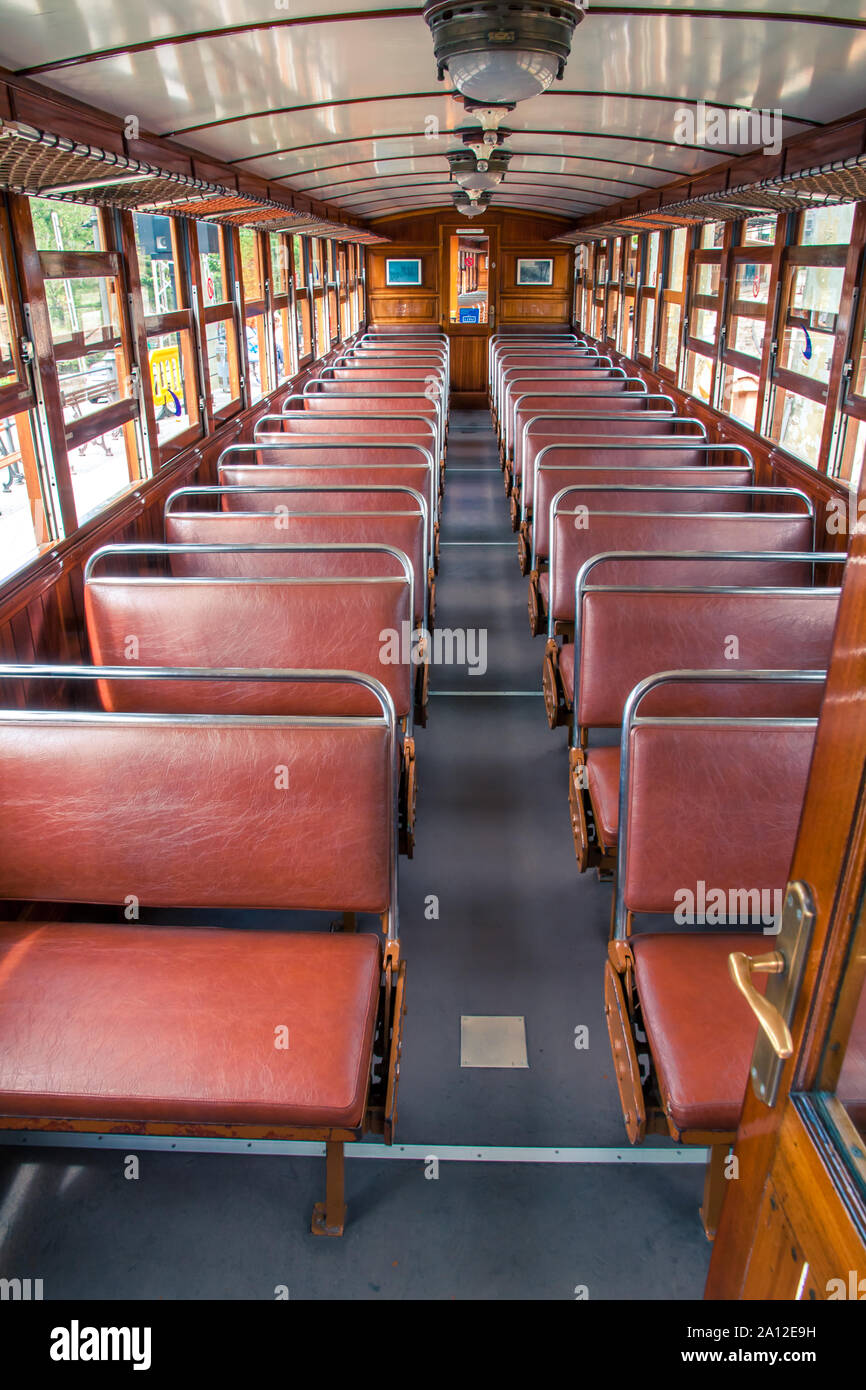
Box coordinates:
[538,571,549,608]
[0,924,381,1130]
[633,932,765,1134]
[585,746,621,848]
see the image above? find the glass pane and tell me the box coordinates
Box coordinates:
[645,233,660,287]
[30,198,103,252]
[148,331,197,445]
[721,363,760,428]
[133,213,180,315]
[272,306,293,382]
[854,315,866,397]
[684,349,713,402]
[668,228,687,290]
[239,228,263,301]
[800,203,856,247]
[781,266,844,384]
[693,307,717,343]
[639,295,655,357]
[742,215,777,247]
[58,350,129,429]
[621,294,635,357]
[733,260,771,305]
[835,415,866,491]
[45,277,120,343]
[245,314,269,402]
[660,301,681,370]
[607,287,619,341]
[292,237,305,289]
[296,294,312,359]
[198,223,228,306]
[0,412,49,580]
[730,314,766,360]
[701,222,725,249]
[770,386,825,466]
[809,884,866,1208]
[205,320,240,411]
[625,235,639,283]
[695,262,720,296]
[269,234,288,295]
[328,286,339,342]
[610,239,622,278]
[314,292,329,355]
[69,420,140,523]
[310,240,323,287]
[0,255,18,389]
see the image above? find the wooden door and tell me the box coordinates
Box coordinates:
[441,223,499,399]
[706,516,866,1299]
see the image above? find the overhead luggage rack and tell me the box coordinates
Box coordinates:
[0,117,388,242]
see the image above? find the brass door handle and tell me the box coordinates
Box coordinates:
[728,950,793,1059]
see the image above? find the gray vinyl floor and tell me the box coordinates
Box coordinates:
[0,410,713,1300]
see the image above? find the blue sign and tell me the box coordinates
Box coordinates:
[459,307,480,323]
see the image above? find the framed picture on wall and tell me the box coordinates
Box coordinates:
[386,258,422,286]
[516,257,554,286]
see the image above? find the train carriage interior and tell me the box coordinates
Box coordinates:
[1,0,866,1324]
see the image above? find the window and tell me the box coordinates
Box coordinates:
[636,233,660,364]
[195,222,241,419]
[719,237,776,430]
[268,232,295,384]
[239,228,270,403]
[766,206,853,465]
[620,235,638,357]
[133,212,202,457]
[659,228,688,376]
[685,233,723,401]
[38,201,143,523]
[293,237,313,364]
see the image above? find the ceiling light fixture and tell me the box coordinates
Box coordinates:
[447,142,512,192]
[453,189,491,217]
[424,2,585,105]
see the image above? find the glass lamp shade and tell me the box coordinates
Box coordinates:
[454,167,505,192]
[446,48,560,104]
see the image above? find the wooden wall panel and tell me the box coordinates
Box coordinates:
[366,205,575,341]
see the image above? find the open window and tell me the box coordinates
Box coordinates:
[194,221,241,421]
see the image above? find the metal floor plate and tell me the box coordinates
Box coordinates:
[460,1015,529,1068]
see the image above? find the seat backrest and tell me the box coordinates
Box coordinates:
[519,414,702,491]
[85,550,414,720]
[529,440,755,517]
[615,671,822,933]
[0,668,396,917]
[547,510,816,628]
[219,460,437,550]
[574,588,839,730]
[164,493,429,626]
[536,481,805,566]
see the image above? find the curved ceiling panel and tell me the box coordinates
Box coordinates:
[2,2,865,223]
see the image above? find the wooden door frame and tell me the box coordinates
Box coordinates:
[439,218,500,401]
[706,508,866,1297]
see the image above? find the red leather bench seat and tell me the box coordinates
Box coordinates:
[0,923,380,1129]
[632,932,765,1133]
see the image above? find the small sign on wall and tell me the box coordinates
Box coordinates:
[459,307,480,323]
